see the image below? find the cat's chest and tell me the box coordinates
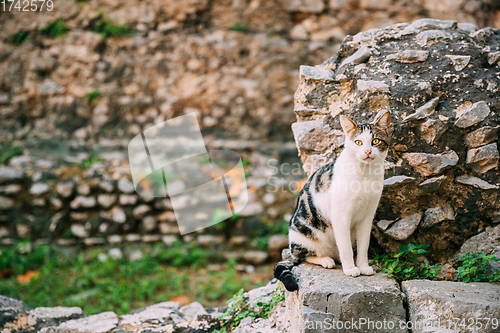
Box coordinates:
[336,176,382,197]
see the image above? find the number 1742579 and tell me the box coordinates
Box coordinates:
[2,0,53,11]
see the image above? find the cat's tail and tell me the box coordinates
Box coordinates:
[273,260,299,291]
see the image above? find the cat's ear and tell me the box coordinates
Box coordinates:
[340,115,358,134]
[373,110,391,130]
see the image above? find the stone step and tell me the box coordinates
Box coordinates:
[284,263,407,333]
[281,263,500,333]
[403,280,500,333]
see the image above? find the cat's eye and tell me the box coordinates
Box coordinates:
[355,140,363,146]
[372,138,380,145]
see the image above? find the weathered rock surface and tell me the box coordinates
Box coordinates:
[1,297,223,333]
[445,55,471,71]
[387,50,429,64]
[464,126,500,148]
[383,175,416,186]
[378,213,422,240]
[416,118,447,144]
[403,280,500,333]
[418,175,447,193]
[29,306,83,322]
[454,101,491,128]
[292,18,500,260]
[0,295,30,327]
[466,143,499,174]
[455,175,499,190]
[56,182,75,198]
[454,224,500,261]
[402,97,439,121]
[60,311,118,332]
[421,203,455,228]
[284,263,406,333]
[70,196,97,210]
[120,302,180,325]
[403,151,459,177]
[0,168,23,184]
[30,183,50,196]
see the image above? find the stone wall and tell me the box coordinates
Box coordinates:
[0,141,300,264]
[2,1,500,255]
[1,0,500,144]
[291,19,500,262]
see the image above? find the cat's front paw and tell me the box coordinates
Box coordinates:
[343,267,361,277]
[359,266,374,276]
[318,257,335,269]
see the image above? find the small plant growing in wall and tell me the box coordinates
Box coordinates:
[85,89,101,104]
[370,243,441,282]
[39,19,68,39]
[0,143,23,165]
[230,22,250,32]
[7,30,29,45]
[457,253,500,283]
[94,11,132,38]
[80,154,101,169]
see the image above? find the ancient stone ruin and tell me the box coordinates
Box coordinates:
[292,18,500,262]
[283,20,500,331]
[283,263,500,333]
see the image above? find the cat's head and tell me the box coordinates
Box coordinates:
[339,110,391,164]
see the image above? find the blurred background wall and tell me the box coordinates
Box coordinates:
[1,0,500,258]
[2,0,500,144]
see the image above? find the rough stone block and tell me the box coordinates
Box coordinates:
[0,295,30,327]
[453,224,500,261]
[403,150,458,177]
[403,280,500,333]
[292,120,344,152]
[466,143,499,174]
[284,263,406,333]
[454,101,490,129]
[59,311,119,333]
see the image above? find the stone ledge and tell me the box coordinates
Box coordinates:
[403,280,500,333]
[282,263,500,333]
[284,263,407,333]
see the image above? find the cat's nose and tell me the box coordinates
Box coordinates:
[364,150,372,156]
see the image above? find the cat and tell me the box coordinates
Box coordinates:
[274,110,391,291]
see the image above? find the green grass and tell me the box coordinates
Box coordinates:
[85,89,101,104]
[39,19,68,39]
[0,240,271,315]
[94,18,132,38]
[7,31,29,45]
[0,143,23,165]
[230,22,250,32]
[216,286,284,333]
[80,154,101,169]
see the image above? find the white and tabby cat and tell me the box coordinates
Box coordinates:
[274,110,391,291]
